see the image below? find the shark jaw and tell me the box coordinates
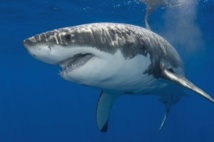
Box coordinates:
[59,53,94,75]
[23,36,98,76]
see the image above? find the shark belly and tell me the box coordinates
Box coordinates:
[60,49,162,94]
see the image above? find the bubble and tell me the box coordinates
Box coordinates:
[163,0,204,55]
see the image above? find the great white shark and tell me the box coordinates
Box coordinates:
[23,23,214,132]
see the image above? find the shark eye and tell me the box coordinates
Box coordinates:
[64,34,71,40]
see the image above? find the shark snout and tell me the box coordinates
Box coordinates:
[22,39,37,59]
[23,38,35,49]
[22,37,60,64]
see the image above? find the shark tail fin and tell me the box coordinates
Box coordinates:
[161,64,214,104]
[96,91,120,132]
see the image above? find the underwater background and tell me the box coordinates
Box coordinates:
[0,0,214,142]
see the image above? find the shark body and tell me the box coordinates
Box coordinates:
[23,23,214,132]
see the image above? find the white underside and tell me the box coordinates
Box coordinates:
[60,47,168,94]
[26,43,170,94]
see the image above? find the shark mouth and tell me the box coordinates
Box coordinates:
[59,53,94,75]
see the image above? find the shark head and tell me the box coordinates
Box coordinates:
[23,26,117,86]
[23,28,93,64]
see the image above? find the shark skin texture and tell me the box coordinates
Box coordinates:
[23,23,214,132]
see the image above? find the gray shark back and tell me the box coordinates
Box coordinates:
[72,23,184,78]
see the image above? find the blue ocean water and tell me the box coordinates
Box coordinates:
[0,0,214,142]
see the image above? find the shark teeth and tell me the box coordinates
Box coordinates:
[59,53,94,75]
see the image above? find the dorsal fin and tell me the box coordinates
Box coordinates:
[96,91,120,132]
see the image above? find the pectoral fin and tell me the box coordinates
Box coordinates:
[161,66,214,104]
[96,91,119,132]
